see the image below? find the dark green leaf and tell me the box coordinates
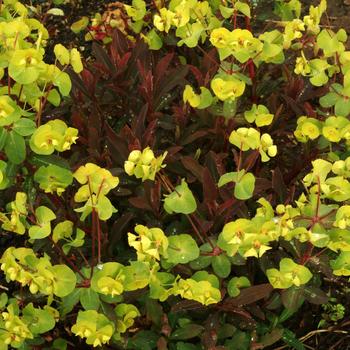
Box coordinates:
[80,288,100,310]
[170,324,204,340]
[5,131,26,164]
[282,329,305,350]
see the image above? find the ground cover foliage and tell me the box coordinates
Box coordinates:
[0,0,350,349]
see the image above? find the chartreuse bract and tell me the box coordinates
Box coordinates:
[1,0,350,349]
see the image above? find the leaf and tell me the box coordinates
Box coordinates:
[0,293,8,309]
[218,171,240,187]
[212,254,231,278]
[29,154,70,169]
[80,288,100,310]
[70,48,83,74]
[235,1,251,17]
[192,271,219,289]
[34,165,73,195]
[47,7,64,16]
[319,92,338,108]
[13,118,36,136]
[92,42,117,73]
[167,234,200,264]
[198,87,213,109]
[260,328,284,347]
[52,220,73,243]
[127,330,159,350]
[176,342,199,350]
[146,29,163,50]
[189,243,212,270]
[52,338,68,350]
[280,258,313,286]
[203,168,217,202]
[0,128,8,150]
[164,180,197,214]
[123,261,150,291]
[181,156,204,182]
[54,71,72,96]
[47,88,61,107]
[234,172,255,200]
[279,308,297,324]
[170,324,204,340]
[281,286,304,311]
[54,44,70,65]
[335,97,350,117]
[227,277,251,297]
[226,284,273,306]
[9,49,42,84]
[220,5,234,18]
[59,289,81,317]
[51,265,77,297]
[62,229,85,254]
[36,205,56,223]
[71,16,89,33]
[145,299,163,327]
[22,303,56,334]
[28,222,51,239]
[282,329,305,350]
[218,170,255,200]
[302,286,328,305]
[225,330,251,350]
[96,194,117,220]
[5,131,26,164]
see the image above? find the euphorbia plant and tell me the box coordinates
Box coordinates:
[0,0,350,349]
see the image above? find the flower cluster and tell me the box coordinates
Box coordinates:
[124,147,167,181]
[29,119,79,155]
[74,163,119,220]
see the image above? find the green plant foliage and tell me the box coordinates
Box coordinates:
[218,170,256,200]
[34,164,73,195]
[71,310,115,347]
[128,225,168,261]
[28,205,56,239]
[227,276,251,297]
[166,234,200,264]
[164,180,197,214]
[183,85,213,109]
[0,247,76,297]
[74,163,119,220]
[124,147,167,181]
[52,220,85,254]
[90,262,125,297]
[267,258,313,289]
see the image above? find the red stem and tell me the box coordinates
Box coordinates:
[90,209,97,278]
[36,85,53,126]
[49,237,86,280]
[7,75,11,96]
[94,209,102,264]
[244,15,258,103]
[158,173,215,249]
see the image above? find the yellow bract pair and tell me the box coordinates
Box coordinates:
[29,119,78,155]
[74,163,119,221]
[124,147,167,181]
